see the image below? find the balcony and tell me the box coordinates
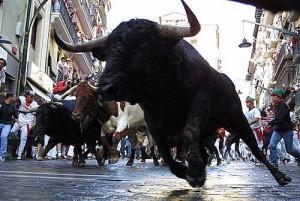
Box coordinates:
[51,0,94,75]
[261,11,274,26]
[53,0,78,43]
[72,0,93,37]
[273,43,293,80]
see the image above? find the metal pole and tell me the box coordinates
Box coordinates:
[242,19,300,37]
[16,0,32,96]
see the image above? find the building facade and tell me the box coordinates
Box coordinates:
[0,0,27,94]
[159,12,221,71]
[246,9,300,112]
[0,0,111,100]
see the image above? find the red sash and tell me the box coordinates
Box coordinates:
[254,128,263,141]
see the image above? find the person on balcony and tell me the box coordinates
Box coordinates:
[0,58,7,92]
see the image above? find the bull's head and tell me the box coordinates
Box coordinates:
[54,0,200,103]
[72,81,97,122]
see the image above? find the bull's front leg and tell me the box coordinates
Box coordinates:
[183,92,212,187]
[76,145,86,167]
[183,121,207,187]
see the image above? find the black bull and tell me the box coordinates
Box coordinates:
[54,0,292,187]
[33,102,113,167]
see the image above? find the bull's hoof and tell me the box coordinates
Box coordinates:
[108,150,120,164]
[161,160,168,166]
[186,174,206,188]
[141,159,146,162]
[108,156,119,164]
[78,161,86,167]
[217,160,221,166]
[72,160,78,167]
[97,158,106,166]
[277,178,290,186]
[36,156,44,161]
[283,175,292,182]
[126,159,134,166]
[153,159,160,166]
[275,172,292,186]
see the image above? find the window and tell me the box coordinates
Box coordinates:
[30,18,38,49]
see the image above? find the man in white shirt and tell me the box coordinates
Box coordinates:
[0,58,7,92]
[11,90,39,160]
[244,96,263,149]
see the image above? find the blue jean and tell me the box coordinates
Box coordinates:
[0,124,12,157]
[269,130,300,165]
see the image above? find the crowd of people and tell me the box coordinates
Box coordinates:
[241,88,300,168]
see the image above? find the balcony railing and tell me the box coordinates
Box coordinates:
[81,0,95,28]
[58,0,78,43]
[85,52,94,66]
[273,43,293,77]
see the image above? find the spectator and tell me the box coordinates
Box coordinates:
[52,0,60,12]
[53,79,72,95]
[244,96,263,149]
[57,57,69,82]
[0,58,7,92]
[0,92,18,161]
[11,90,39,160]
[268,88,300,168]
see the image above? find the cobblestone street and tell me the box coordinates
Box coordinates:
[0,159,300,201]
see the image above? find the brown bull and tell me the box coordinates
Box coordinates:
[72,81,119,164]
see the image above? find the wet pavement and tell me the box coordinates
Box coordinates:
[0,158,300,201]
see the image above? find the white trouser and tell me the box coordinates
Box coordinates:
[11,122,31,157]
[44,135,57,158]
[67,145,74,157]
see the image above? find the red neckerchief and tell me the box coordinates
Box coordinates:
[25,97,33,107]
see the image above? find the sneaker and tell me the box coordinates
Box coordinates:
[36,156,44,161]
[0,156,5,162]
[17,156,22,160]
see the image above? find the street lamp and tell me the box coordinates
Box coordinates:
[239,19,300,48]
[239,37,252,48]
[239,19,252,48]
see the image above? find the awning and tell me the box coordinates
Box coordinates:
[27,81,51,102]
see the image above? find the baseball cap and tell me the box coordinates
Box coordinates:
[271,88,283,97]
[25,90,35,96]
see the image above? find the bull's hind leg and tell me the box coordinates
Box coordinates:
[151,134,188,179]
[41,138,58,158]
[225,113,291,186]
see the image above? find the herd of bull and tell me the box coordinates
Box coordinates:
[28,0,300,187]
[29,81,237,167]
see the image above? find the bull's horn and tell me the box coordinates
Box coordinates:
[54,31,107,52]
[158,0,201,39]
[60,85,78,100]
[87,82,97,92]
[50,102,63,106]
